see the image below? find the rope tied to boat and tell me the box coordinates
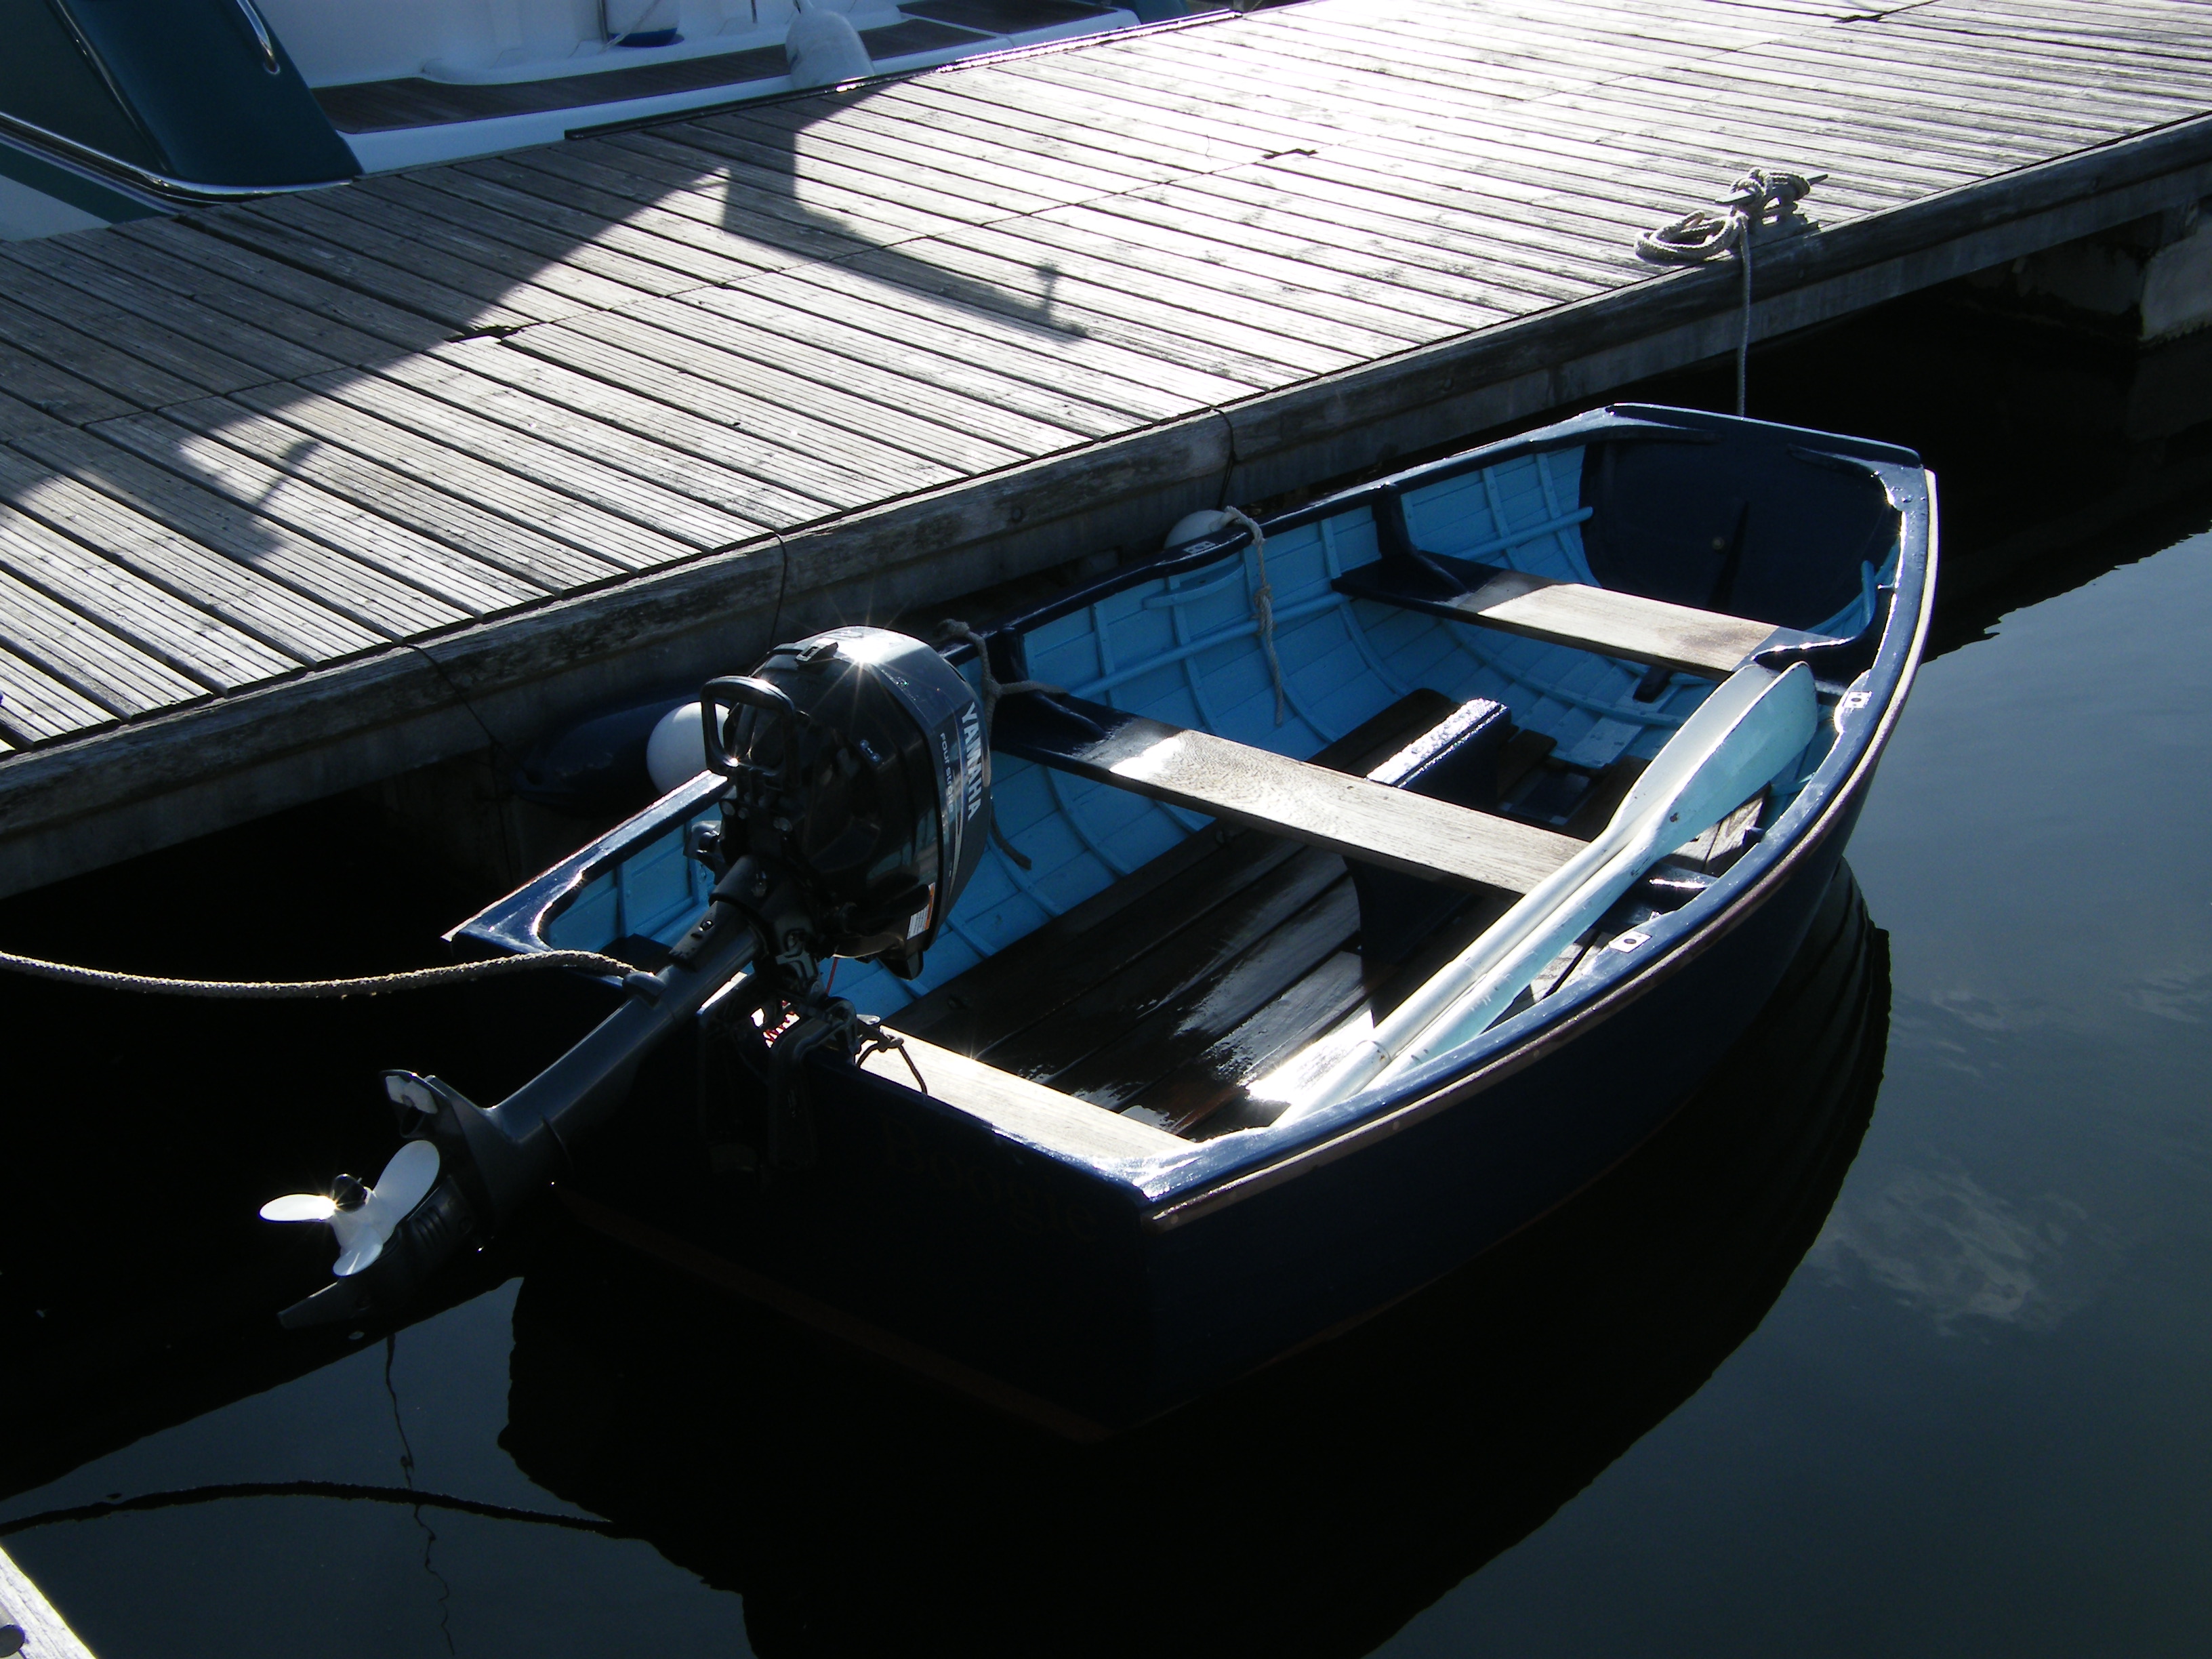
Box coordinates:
[0,945,639,998]
[1220,506,1287,727]
[936,618,1065,871]
[1635,168,1820,417]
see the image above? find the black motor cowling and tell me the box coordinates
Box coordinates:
[701,626,989,979]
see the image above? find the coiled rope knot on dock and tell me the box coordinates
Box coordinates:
[1636,168,1822,417]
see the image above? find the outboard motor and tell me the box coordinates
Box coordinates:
[698,627,987,982]
[260,627,987,1328]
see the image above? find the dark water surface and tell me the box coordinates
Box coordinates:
[5,301,2212,1656]
[1384,515,2212,1659]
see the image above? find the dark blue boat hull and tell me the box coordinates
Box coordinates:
[578,785,1868,1429]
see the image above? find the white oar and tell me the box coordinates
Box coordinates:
[1276,661,1819,1122]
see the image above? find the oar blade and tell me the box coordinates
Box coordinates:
[1362,663,1820,1093]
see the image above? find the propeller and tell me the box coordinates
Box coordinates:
[259,1139,443,1277]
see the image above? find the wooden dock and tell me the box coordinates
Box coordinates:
[0,0,2207,894]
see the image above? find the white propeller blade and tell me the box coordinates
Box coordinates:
[259,1192,339,1223]
[258,1139,443,1278]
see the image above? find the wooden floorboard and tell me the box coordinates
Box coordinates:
[0,0,2204,885]
[0,239,348,383]
[390,340,854,520]
[761,258,1252,411]
[0,339,138,430]
[88,409,537,619]
[246,191,619,321]
[375,346,830,529]
[191,205,539,333]
[551,309,1026,476]
[0,276,266,405]
[0,637,117,743]
[58,228,406,369]
[397,167,756,289]
[646,289,1088,456]
[675,281,1144,440]
[493,142,876,266]
[499,324,958,498]
[12,422,467,637]
[293,370,766,550]
[836,236,1340,385]
[0,559,211,715]
[221,382,707,570]
[355,173,711,301]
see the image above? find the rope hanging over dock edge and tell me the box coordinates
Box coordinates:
[1635,168,1820,417]
[1221,506,1287,728]
[0,946,640,998]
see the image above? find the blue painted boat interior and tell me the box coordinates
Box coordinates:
[539,422,1900,1067]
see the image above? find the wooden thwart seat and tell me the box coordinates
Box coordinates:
[992,693,1582,896]
[1334,558,1820,678]
[880,692,1488,1155]
[857,1030,1186,1162]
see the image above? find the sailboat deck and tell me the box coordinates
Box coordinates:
[0,0,2208,893]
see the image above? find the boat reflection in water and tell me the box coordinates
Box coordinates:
[504,861,1889,1658]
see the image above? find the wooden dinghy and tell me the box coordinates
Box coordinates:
[265,403,1934,1427]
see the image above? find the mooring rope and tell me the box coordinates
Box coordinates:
[936,618,1065,871]
[1219,505,1287,728]
[0,945,637,998]
[1635,168,1820,417]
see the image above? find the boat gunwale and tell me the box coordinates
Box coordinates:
[0,112,356,207]
[988,402,1924,650]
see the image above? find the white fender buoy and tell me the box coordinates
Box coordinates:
[1163,509,1235,551]
[647,700,709,794]
[785,0,871,88]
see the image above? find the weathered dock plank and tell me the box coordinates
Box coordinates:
[107,218,457,354]
[0,0,2207,893]
[189,205,540,334]
[0,447,377,663]
[0,500,298,690]
[136,397,619,594]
